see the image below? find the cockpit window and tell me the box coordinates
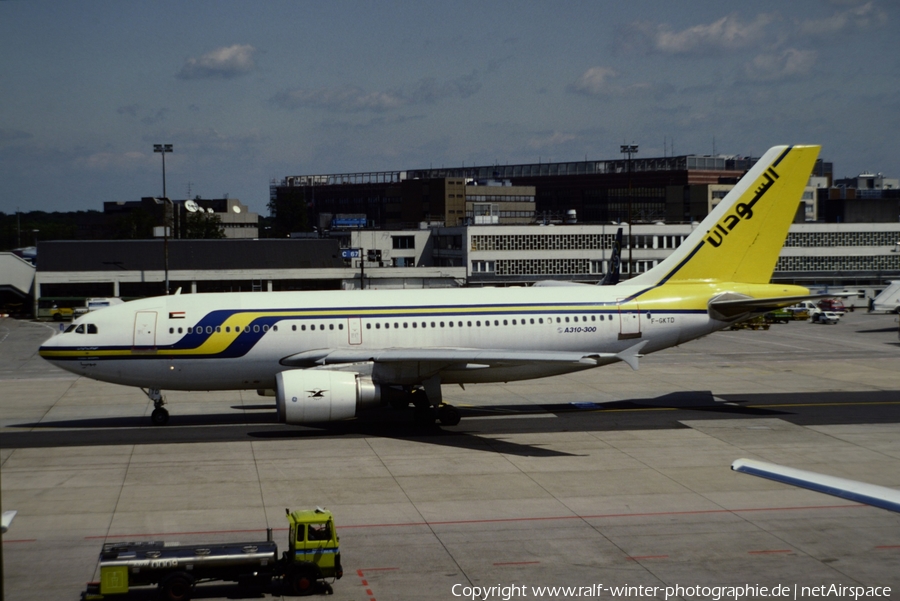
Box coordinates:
[64,324,77,333]
[75,324,85,334]
[87,324,98,334]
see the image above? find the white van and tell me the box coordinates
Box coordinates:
[86,297,125,312]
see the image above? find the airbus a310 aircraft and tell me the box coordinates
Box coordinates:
[40,145,821,427]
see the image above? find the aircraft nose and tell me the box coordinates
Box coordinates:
[38,330,63,357]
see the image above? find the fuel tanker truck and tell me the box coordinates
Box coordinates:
[83,508,342,600]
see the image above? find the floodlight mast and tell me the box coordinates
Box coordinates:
[620,144,638,277]
[153,144,173,294]
[153,144,173,199]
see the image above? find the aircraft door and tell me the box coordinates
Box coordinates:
[133,311,157,349]
[348,317,362,345]
[617,300,642,340]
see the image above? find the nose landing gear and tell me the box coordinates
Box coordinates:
[142,388,170,425]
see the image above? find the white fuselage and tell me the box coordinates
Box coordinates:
[39,284,721,391]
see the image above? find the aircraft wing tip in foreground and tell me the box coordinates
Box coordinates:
[732,458,900,514]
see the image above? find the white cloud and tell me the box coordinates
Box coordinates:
[568,68,671,102]
[163,127,265,153]
[623,13,774,55]
[744,48,817,82]
[177,44,257,80]
[271,86,405,113]
[569,67,620,96]
[527,131,577,150]
[271,72,482,113]
[799,2,887,37]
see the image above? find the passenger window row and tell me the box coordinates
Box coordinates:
[355,314,608,330]
[166,314,611,336]
[169,324,286,335]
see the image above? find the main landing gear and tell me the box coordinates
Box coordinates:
[393,376,461,427]
[142,388,169,425]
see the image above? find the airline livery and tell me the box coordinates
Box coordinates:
[40,145,821,427]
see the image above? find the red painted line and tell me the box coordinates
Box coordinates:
[493,561,540,566]
[875,545,900,549]
[336,503,865,531]
[2,539,37,544]
[748,549,793,555]
[627,555,669,560]
[356,567,397,601]
[79,504,866,542]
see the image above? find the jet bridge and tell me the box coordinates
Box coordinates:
[0,252,35,312]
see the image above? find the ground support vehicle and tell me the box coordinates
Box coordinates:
[82,508,342,600]
[813,311,842,325]
[817,298,847,314]
[729,316,770,330]
[764,309,792,324]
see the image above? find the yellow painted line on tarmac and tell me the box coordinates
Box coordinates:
[574,400,900,414]
[457,399,900,418]
[748,401,900,409]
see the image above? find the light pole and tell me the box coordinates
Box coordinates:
[153,144,173,199]
[154,144,173,294]
[620,144,638,277]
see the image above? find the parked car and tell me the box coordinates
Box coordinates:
[813,311,841,324]
[817,298,846,314]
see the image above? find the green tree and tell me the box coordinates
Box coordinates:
[110,209,156,239]
[183,211,225,239]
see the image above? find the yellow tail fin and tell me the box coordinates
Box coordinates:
[629,145,821,286]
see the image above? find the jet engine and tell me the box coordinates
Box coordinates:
[275,369,381,424]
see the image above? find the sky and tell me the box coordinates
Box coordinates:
[2,0,898,216]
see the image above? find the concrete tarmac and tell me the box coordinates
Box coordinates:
[2,313,900,600]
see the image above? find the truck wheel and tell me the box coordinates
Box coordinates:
[288,566,318,596]
[160,572,193,601]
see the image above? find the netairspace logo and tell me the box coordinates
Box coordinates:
[450,583,893,600]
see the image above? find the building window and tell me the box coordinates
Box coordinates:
[472,260,495,273]
[392,235,415,249]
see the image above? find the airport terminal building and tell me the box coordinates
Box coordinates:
[12,220,898,318]
[3,149,898,316]
[269,152,833,232]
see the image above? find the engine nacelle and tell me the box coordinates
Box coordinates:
[275,369,381,424]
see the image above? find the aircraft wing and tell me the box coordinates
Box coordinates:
[281,340,648,371]
[708,293,845,319]
[732,458,900,513]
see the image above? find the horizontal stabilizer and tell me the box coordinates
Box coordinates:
[613,340,648,371]
[732,458,900,513]
[709,293,843,320]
